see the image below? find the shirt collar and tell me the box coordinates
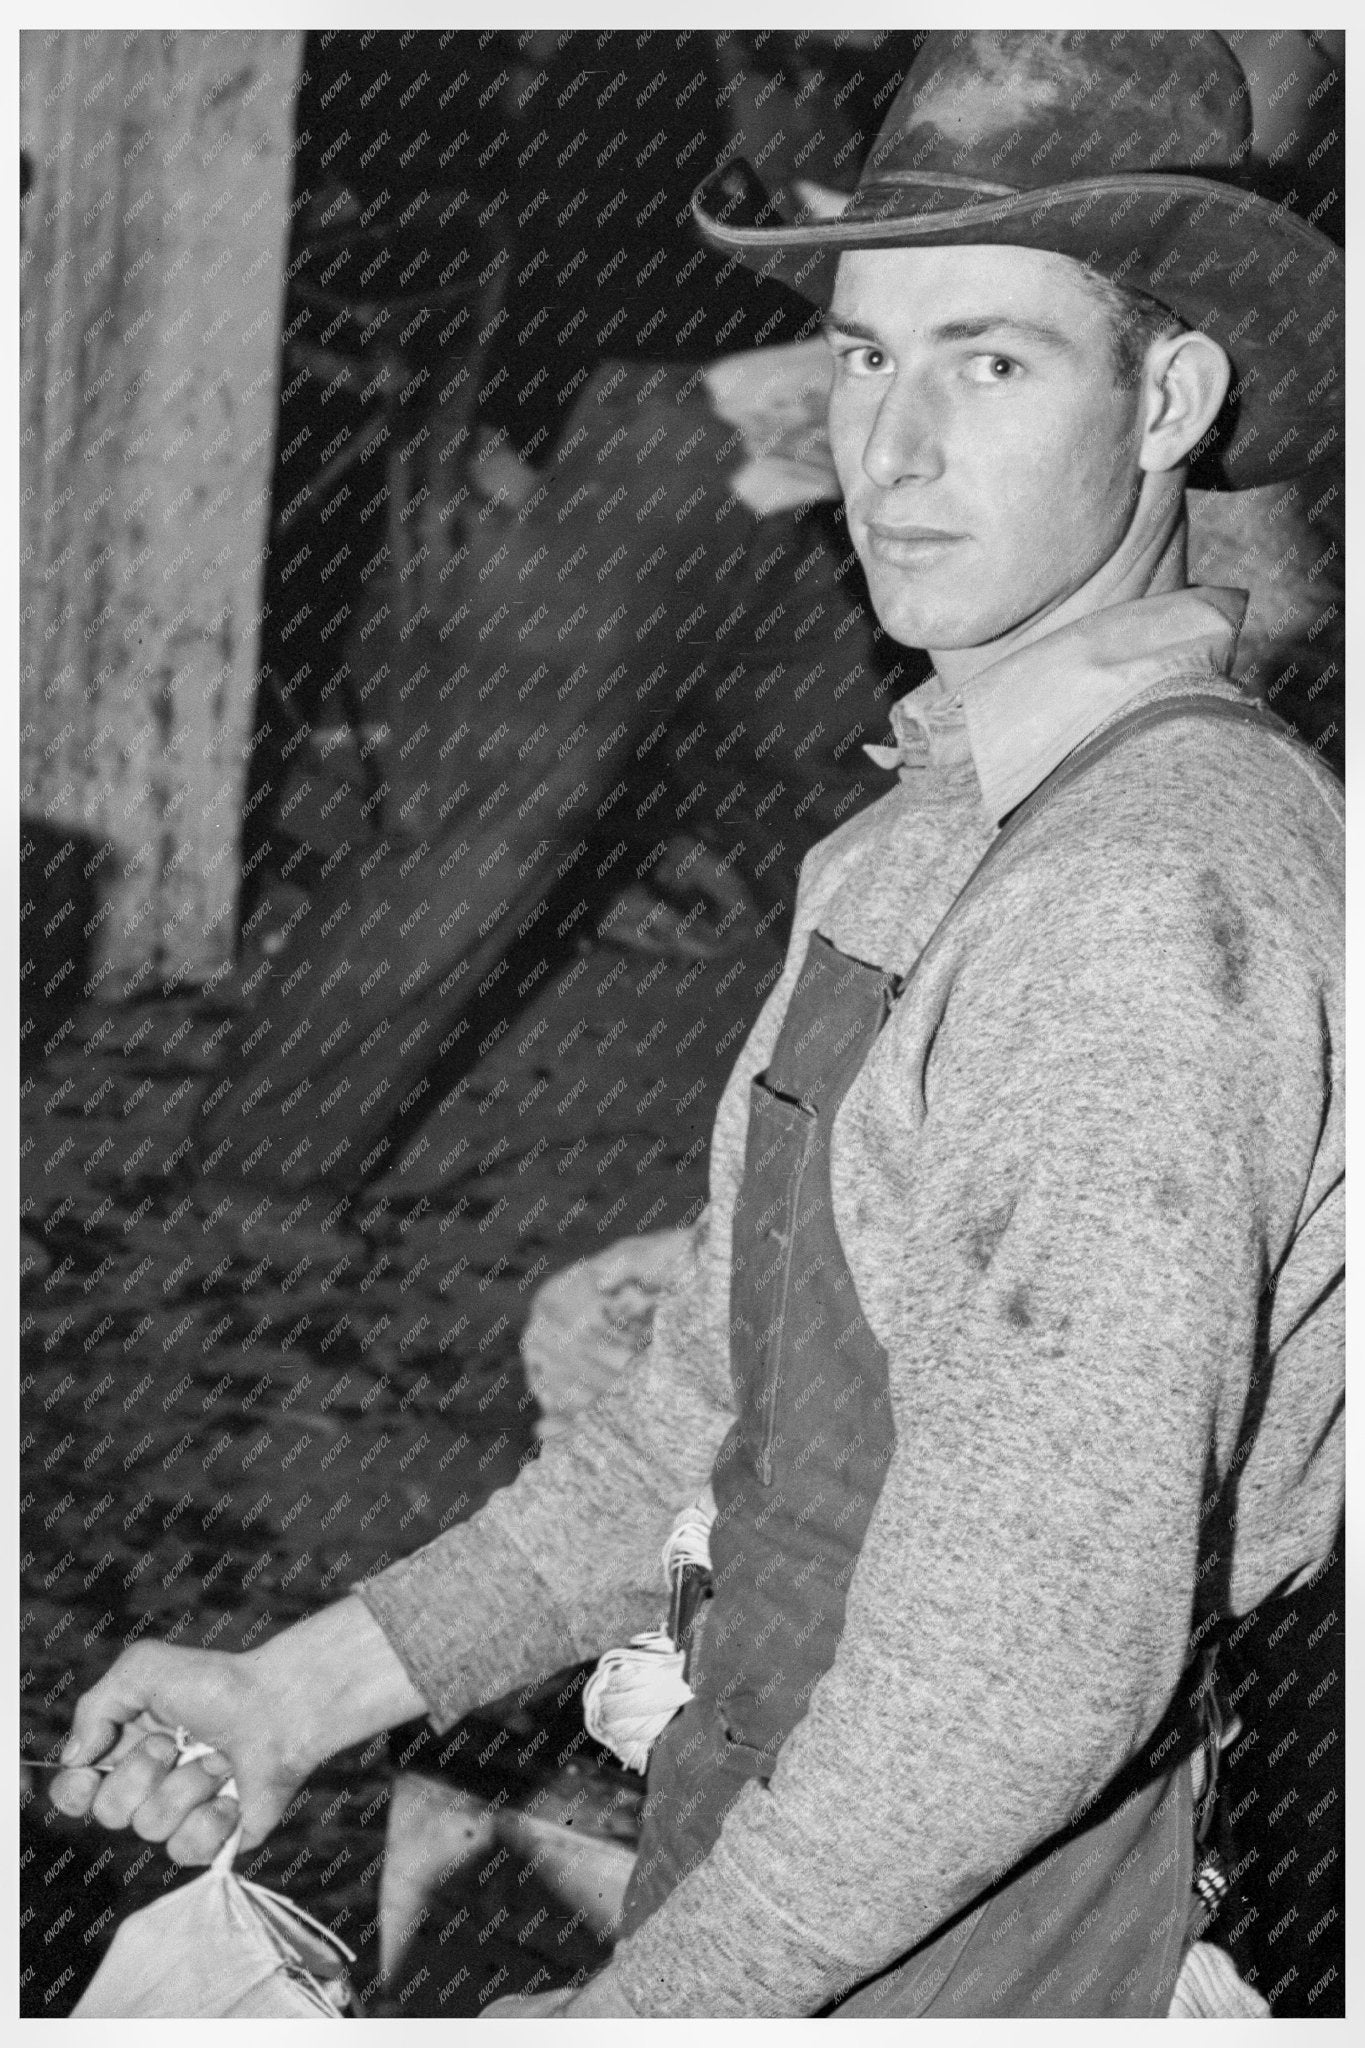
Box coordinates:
[865,585,1249,826]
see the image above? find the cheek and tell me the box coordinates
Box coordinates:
[825,389,867,494]
[970,430,1068,567]
[990,404,1127,549]
[1061,391,1141,517]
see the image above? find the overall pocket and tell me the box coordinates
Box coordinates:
[728,1079,817,1484]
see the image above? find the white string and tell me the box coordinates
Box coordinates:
[1168,1942,1270,2019]
[583,1632,693,1774]
[235,1874,358,1966]
[204,1811,357,2004]
[584,1493,716,1773]
[660,1489,715,1581]
[188,1734,356,1969]
[173,1727,239,1806]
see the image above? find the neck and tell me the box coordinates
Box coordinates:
[931,470,1190,690]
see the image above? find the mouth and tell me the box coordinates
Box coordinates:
[864,523,966,568]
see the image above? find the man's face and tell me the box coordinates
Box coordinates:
[824,245,1147,653]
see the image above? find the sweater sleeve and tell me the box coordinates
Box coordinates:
[356,1203,739,1726]
[606,792,1339,2014]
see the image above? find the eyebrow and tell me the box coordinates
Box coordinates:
[822,311,1075,353]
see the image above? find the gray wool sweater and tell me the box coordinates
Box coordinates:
[360,584,1344,2015]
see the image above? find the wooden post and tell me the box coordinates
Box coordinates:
[19,29,304,997]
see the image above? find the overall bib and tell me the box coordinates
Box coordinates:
[615,696,1274,2014]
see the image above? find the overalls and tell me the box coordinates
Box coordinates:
[614,695,1275,2015]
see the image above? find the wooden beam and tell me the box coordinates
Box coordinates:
[20,29,304,995]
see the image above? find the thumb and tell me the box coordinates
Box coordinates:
[213,1749,318,1857]
[62,1650,185,1765]
[61,1700,155,1770]
[59,1713,118,1770]
[232,1782,288,1854]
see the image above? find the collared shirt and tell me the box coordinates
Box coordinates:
[865,584,1249,824]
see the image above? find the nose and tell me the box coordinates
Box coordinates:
[860,372,945,491]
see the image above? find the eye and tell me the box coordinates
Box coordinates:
[965,353,1021,384]
[836,343,893,378]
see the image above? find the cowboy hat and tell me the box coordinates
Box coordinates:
[692,31,1342,489]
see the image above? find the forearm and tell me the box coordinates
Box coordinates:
[248,1594,429,1773]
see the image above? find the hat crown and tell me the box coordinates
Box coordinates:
[865,31,1253,200]
[690,26,1343,490]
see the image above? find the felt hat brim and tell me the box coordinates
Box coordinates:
[693,164,1343,491]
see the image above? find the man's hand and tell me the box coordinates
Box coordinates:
[558,1968,638,2016]
[482,1969,637,2017]
[702,338,840,518]
[522,1226,696,1438]
[482,1986,575,2017]
[49,1640,309,1863]
[49,1595,428,1863]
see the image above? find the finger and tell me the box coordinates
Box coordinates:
[522,1315,583,1354]
[60,1706,124,1774]
[63,1652,167,1767]
[602,1282,653,1314]
[590,1246,637,1289]
[482,1990,565,2016]
[54,1714,178,1818]
[602,1324,650,1361]
[585,1333,639,1371]
[129,1755,235,1843]
[102,1710,175,1766]
[535,1266,580,1303]
[48,1764,105,1820]
[90,1730,180,1831]
[596,1236,678,1289]
[164,1796,241,1868]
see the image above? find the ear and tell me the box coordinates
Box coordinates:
[1137,330,1232,474]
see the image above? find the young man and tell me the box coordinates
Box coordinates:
[54,31,1343,2018]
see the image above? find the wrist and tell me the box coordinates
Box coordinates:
[248,1594,428,1774]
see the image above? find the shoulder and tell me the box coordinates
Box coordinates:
[1026,707,1342,935]
[952,710,1343,1064]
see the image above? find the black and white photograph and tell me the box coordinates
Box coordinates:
[18,14,1346,2023]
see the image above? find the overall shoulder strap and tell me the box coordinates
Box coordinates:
[899,692,1282,997]
[997,690,1288,843]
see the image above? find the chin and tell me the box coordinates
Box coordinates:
[862,583,981,653]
